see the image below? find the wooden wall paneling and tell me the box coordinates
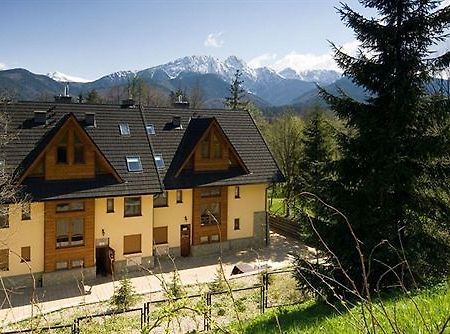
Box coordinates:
[44,199,95,272]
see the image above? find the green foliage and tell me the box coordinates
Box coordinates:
[165,270,186,299]
[265,113,304,216]
[85,89,101,104]
[109,276,138,311]
[299,0,450,297]
[208,266,227,292]
[240,282,450,334]
[224,69,249,111]
[294,110,337,218]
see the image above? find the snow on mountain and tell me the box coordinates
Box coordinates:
[46,71,92,83]
[278,67,341,85]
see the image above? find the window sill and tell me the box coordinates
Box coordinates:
[124,252,142,257]
[153,206,168,209]
[124,214,142,218]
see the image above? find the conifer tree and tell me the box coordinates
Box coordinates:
[295,110,336,218]
[297,1,450,295]
[224,69,249,111]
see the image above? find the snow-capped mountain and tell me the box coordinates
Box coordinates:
[46,71,92,83]
[278,67,341,85]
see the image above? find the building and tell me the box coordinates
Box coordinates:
[0,100,282,287]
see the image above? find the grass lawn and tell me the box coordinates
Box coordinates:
[240,281,450,334]
[268,198,285,216]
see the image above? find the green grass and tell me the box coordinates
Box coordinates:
[268,198,285,215]
[240,282,450,334]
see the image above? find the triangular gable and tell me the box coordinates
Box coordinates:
[174,117,249,177]
[18,113,122,183]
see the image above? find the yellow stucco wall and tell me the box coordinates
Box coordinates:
[0,203,45,277]
[94,195,153,261]
[153,189,193,248]
[227,184,267,240]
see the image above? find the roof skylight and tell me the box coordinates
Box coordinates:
[119,123,130,136]
[146,124,155,135]
[126,156,143,172]
[154,154,165,170]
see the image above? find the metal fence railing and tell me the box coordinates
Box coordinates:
[4,269,302,333]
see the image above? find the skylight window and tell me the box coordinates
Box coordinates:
[146,124,155,135]
[0,159,4,175]
[154,154,165,170]
[126,156,143,172]
[119,123,130,136]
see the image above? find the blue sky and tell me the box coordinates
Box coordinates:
[1,0,446,80]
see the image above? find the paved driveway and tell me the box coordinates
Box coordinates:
[0,232,313,326]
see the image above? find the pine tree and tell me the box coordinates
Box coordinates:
[224,69,249,111]
[295,110,336,218]
[297,1,450,295]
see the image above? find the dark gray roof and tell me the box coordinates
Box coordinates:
[3,102,282,201]
[3,102,162,200]
[141,107,283,189]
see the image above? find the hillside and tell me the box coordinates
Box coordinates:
[239,282,450,334]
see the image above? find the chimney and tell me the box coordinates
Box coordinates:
[172,116,182,128]
[85,112,96,127]
[54,83,72,103]
[121,98,135,108]
[172,95,190,109]
[34,110,47,125]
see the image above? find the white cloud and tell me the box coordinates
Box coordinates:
[248,53,277,69]
[268,40,361,73]
[0,63,5,70]
[204,32,224,48]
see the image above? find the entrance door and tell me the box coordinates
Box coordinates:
[96,245,115,276]
[180,224,191,257]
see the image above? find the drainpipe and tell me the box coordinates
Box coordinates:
[265,183,274,246]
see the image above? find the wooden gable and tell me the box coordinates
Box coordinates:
[20,114,121,183]
[176,119,248,176]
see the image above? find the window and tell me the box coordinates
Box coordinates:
[212,133,221,159]
[154,154,165,170]
[211,234,220,242]
[234,218,240,230]
[200,236,209,244]
[153,227,168,245]
[146,124,155,135]
[176,190,183,204]
[56,218,84,248]
[71,259,84,268]
[154,192,168,208]
[124,197,141,217]
[57,134,68,164]
[21,246,31,262]
[126,156,143,172]
[74,134,85,164]
[119,123,130,136]
[234,186,240,199]
[107,198,114,213]
[200,202,220,225]
[0,206,9,228]
[124,234,141,254]
[201,138,210,159]
[200,188,221,198]
[56,202,84,213]
[22,203,31,220]
[0,249,9,271]
[56,261,68,270]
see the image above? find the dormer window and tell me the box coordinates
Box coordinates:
[154,154,165,170]
[126,156,143,172]
[212,133,222,159]
[119,123,130,136]
[146,124,155,135]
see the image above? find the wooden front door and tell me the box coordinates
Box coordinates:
[180,224,191,257]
